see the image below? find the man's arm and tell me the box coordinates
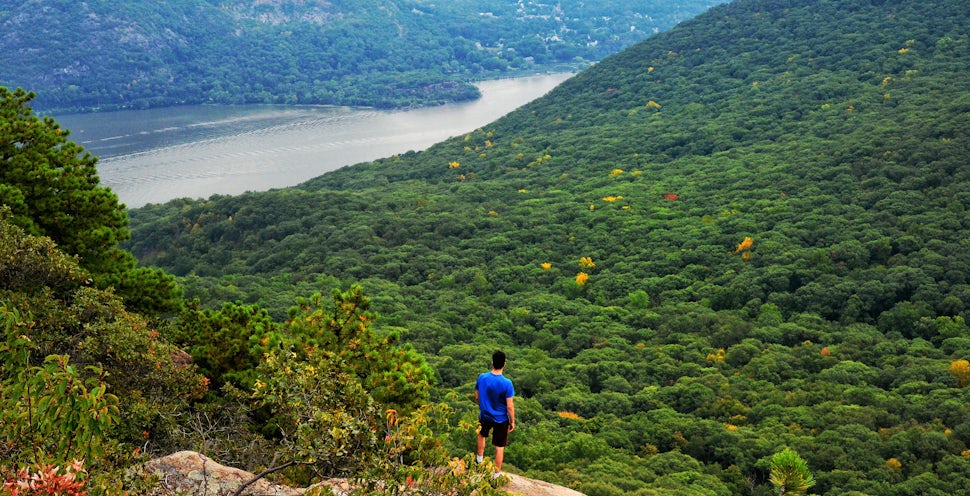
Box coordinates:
[475,389,480,405]
[506,397,515,432]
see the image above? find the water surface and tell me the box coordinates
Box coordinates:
[55,73,573,207]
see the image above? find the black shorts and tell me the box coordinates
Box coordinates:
[478,418,510,447]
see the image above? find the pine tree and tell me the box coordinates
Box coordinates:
[0,87,180,314]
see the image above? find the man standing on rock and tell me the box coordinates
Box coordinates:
[475,350,516,477]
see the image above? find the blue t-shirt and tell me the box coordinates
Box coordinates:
[476,371,515,423]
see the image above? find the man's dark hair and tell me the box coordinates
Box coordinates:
[492,350,506,370]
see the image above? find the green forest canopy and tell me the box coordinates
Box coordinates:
[125,0,970,494]
[128,1,970,495]
[3,0,970,494]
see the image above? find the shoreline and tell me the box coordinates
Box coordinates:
[42,70,580,117]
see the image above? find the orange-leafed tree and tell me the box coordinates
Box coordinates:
[736,236,754,252]
[951,359,970,387]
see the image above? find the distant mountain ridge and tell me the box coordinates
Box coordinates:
[0,0,724,112]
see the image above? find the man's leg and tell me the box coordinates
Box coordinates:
[493,422,509,474]
[477,432,486,460]
[494,445,505,472]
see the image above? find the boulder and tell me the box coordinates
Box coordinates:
[502,473,587,496]
[144,451,312,496]
[144,451,585,496]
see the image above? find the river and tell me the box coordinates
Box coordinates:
[54,73,573,208]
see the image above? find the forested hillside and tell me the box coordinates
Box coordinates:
[122,0,970,494]
[3,87,499,493]
[0,0,723,112]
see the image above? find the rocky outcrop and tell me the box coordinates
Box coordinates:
[144,451,585,496]
[144,451,309,495]
[502,473,586,496]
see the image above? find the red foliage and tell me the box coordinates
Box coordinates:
[663,193,679,200]
[2,462,88,496]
